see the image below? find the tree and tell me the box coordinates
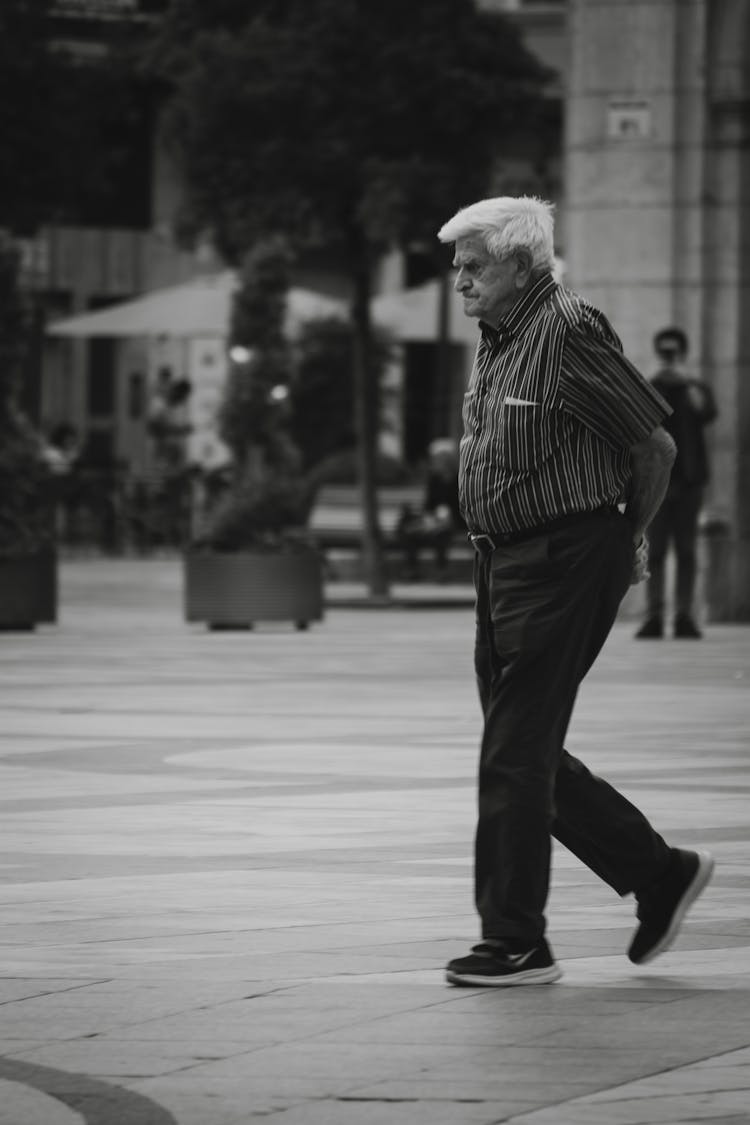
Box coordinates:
[0,0,154,234]
[221,236,295,471]
[149,0,551,594]
[0,241,53,556]
[206,237,312,549]
[0,242,29,409]
[290,318,392,472]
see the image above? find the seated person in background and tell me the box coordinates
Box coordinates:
[42,423,81,542]
[398,438,464,580]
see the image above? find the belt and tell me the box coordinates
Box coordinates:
[469,506,620,559]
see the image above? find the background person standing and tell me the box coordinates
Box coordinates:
[636,327,718,640]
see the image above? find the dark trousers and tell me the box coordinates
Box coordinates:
[473,508,672,944]
[646,484,703,619]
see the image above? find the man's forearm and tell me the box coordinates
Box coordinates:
[625,427,676,541]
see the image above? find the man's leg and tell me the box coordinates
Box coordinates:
[552,753,671,895]
[447,545,569,986]
[553,758,713,965]
[551,505,710,956]
[473,511,635,945]
[433,528,452,577]
[550,528,674,893]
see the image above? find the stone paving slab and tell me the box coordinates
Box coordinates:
[0,558,748,1124]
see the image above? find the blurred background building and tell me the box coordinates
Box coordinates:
[11,0,750,614]
[28,0,564,472]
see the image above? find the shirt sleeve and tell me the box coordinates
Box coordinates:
[558,311,672,449]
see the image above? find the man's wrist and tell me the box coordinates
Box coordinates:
[623,509,643,545]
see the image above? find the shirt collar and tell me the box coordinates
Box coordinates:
[479,271,557,344]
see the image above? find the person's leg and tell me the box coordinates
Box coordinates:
[549,525,710,959]
[397,508,421,580]
[449,549,564,985]
[404,537,420,580]
[550,532,674,891]
[673,485,703,627]
[400,532,421,580]
[554,755,712,964]
[638,501,671,632]
[433,528,452,577]
[473,511,636,945]
[552,754,671,895]
[451,512,710,984]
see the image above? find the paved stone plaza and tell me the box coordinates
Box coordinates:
[0,558,748,1125]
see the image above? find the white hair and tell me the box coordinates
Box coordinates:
[437,196,556,273]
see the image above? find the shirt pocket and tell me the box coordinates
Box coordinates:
[495,401,544,473]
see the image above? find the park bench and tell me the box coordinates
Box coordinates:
[308,483,472,581]
[308,483,421,550]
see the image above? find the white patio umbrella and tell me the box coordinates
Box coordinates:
[371,278,478,344]
[45,271,347,339]
[371,257,567,344]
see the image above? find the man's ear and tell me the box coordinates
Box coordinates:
[512,250,534,289]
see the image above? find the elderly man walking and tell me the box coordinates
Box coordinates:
[438,196,713,987]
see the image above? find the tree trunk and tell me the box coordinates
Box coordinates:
[350,253,389,599]
[434,266,452,438]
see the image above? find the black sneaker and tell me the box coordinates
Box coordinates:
[674,614,702,639]
[628,849,714,965]
[446,938,562,987]
[635,616,663,639]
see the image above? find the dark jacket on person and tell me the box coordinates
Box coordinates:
[650,371,717,487]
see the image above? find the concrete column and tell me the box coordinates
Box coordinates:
[565,0,706,371]
[701,1,750,619]
[565,0,750,619]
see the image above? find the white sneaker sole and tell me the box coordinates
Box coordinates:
[446,963,562,987]
[636,850,715,965]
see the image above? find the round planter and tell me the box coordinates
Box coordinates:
[0,551,57,630]
[184,548,324,629]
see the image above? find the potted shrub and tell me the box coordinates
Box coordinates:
[0,241,56,630]
[184,237,323,630]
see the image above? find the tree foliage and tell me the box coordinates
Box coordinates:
[290,318,392,472]
[206,238,313,550]
[151,0,552,262]
[219,236,295,465]
[149,0,552,590]
[0,0,153,233]
[0,242,53,555]
[0,242,30,409]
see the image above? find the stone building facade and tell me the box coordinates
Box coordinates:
[565,0,750,617]
[26,0,750,615]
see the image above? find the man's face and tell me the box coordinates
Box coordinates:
[452,236,523,324]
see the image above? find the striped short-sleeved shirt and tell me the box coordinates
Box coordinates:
[458,273,671,535]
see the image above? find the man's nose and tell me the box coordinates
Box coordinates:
[455,269,469,292]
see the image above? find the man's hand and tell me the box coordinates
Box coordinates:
[631,535,650,585]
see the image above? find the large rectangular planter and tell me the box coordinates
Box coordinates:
[184,548,324,629]
[0,551,57,630]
